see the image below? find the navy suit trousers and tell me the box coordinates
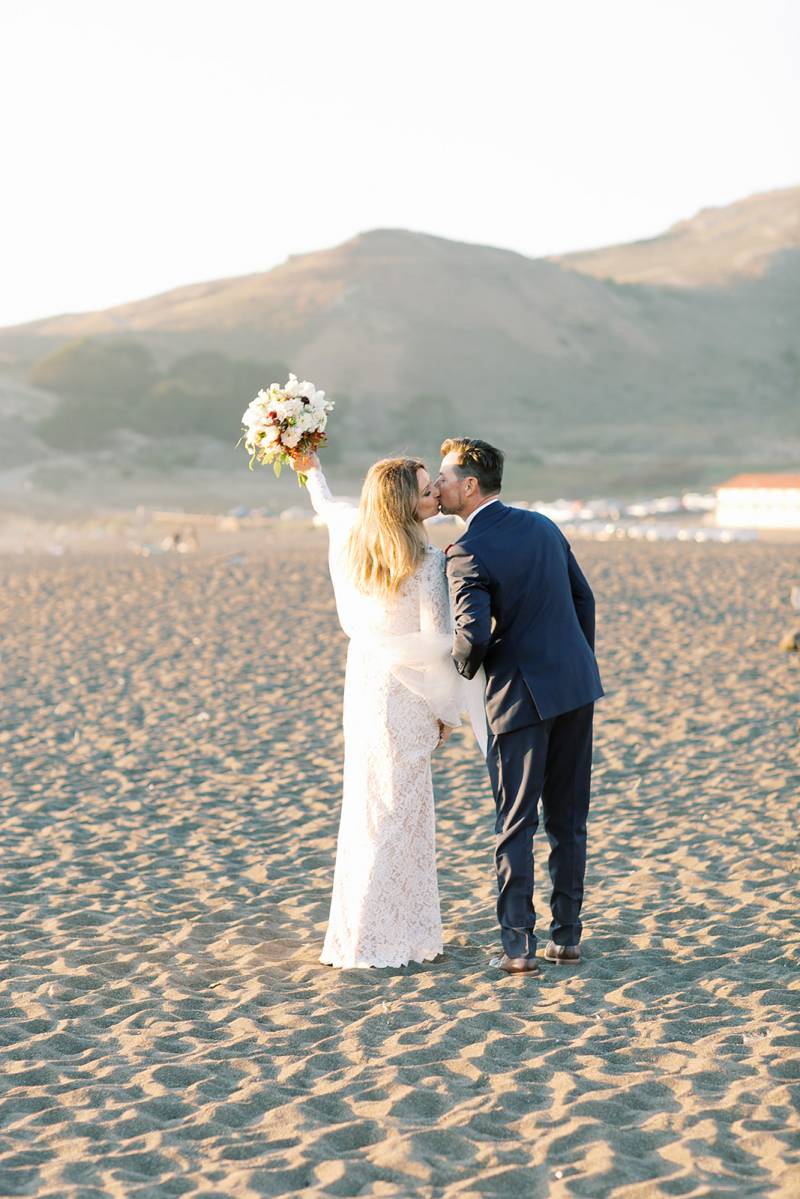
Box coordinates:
[487,702,594,958]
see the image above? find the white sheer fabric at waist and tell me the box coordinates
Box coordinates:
[348,629,488,756]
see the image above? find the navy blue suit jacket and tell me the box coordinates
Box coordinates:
[445,500,604,734]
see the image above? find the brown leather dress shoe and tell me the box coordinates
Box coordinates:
[543,941,581,964]
[489,953,541,974]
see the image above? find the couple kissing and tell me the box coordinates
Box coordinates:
[290,437,603,974]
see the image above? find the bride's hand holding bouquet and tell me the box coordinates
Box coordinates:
[239,374,333,486]
[289,450,321,475]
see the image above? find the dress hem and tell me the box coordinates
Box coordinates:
[320,946,443,970]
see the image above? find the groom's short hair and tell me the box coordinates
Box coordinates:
[440,438,504,494]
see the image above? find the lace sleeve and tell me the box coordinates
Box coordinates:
[305,468,353,524]
[305,467,357,548]
[420,548,452,635]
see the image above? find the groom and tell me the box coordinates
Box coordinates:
[436,438,604,975]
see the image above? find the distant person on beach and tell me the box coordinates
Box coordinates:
[291,450,485,969]
[436,438,604,974]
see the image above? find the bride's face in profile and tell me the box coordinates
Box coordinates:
[416,468,441,521]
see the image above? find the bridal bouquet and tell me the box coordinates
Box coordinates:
[239,374,334,485]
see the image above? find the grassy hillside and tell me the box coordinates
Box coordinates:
[1,187,797,510]
[552,186,800,287]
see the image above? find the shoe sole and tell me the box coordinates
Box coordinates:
[543,955,580,965]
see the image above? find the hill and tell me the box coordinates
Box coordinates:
[552,186,800,287]
[0,186,798,512]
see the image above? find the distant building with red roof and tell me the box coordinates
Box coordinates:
[716,473,800,528]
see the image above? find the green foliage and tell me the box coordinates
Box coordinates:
[392,393,457,452]
[30,337,157,399]
[155,352,288,441]
[37,390,141,451]
[34,337,289,451]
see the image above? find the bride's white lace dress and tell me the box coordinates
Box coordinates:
[306,467,455,969]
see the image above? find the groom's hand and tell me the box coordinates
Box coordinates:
[436,721,454,748]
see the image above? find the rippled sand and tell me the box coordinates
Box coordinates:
[2,536,798,1198]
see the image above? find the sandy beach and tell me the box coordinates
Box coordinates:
[1,535,798,1198]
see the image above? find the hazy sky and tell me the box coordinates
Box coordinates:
[1,0,797,328]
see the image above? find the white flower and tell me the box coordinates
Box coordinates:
[240,371,331,476]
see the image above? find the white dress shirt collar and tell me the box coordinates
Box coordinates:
[464,496,500,530]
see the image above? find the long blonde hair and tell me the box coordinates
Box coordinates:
[345,457,428,598]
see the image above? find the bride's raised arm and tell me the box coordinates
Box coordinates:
[290,452,357,547]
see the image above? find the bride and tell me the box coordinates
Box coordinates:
[291,449,469,969]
